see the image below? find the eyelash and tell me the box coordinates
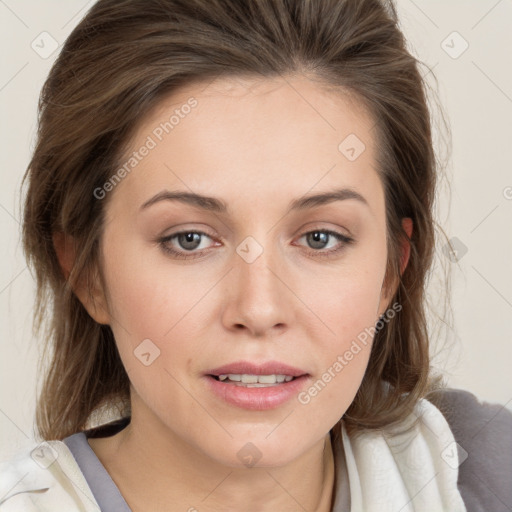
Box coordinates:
[157,228,354,260]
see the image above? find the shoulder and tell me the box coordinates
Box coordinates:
[0,439,100,511]
[427,387,512,453]
[427,387,512,512]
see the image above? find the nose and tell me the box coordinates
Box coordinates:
[220,239,294,338]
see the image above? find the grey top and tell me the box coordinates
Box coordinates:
[64,420,132,511]
[63,387,512,512]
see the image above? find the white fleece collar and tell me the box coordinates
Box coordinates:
[341,397,467,511]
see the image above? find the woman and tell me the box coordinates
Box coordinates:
[1,0,510,511]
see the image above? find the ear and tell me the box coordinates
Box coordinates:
[52,231,111,325]
[377,217,413,317]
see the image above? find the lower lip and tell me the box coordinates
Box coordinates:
[205,375,309,410]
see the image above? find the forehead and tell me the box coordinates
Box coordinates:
[108,74,383,219]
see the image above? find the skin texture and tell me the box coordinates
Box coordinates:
[57,74,412,512]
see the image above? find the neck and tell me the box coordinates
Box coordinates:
[95,416,336,512]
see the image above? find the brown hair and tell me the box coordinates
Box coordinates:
[22,0,450,441]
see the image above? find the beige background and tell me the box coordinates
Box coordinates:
[1,0,511,461]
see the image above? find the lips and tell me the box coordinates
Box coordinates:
[203,360,310,410]
[201,360,311,410]
[205,360,308,378]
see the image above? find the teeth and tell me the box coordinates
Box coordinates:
[256,375,276,384]
[217,374,296,385]
[219,374,241,381]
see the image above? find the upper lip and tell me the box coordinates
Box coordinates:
[206,360,308,377]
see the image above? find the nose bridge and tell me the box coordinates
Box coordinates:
[222,231,292,335]
[235,232,282,300]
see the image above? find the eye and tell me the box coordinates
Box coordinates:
[158,230,217,260]
[295,229,354,258]
[157,228,354,260]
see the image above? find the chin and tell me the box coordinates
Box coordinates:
[203,435,306,470]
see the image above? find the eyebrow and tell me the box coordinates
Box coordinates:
[139,187,369,214]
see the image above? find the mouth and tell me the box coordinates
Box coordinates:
[209,373,299,387]
[205,360,308,383]
[204,361,310,410]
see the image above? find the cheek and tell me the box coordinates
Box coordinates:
[300,259,386,346]
[100,238,216,400]
[292,259,387,421]
[101,237,207,339]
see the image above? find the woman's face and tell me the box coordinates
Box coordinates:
[95,74,395,467]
